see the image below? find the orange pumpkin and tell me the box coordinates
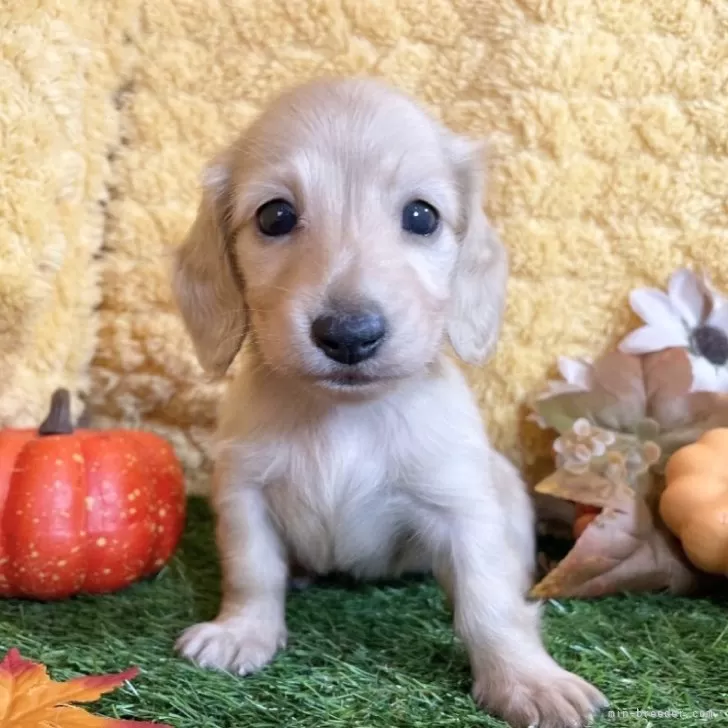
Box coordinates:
[0,389,186,599]
[659,428,728,575]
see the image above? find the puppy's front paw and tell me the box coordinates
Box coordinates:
[176,617,287,676]
[473,659,607,728]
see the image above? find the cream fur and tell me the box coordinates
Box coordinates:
[171,78,607,728]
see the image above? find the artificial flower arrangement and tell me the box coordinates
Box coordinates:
[528,268,728,599]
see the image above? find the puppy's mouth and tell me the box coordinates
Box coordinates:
[315,372,388,389]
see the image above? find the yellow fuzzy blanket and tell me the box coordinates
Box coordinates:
[2,0,727,491]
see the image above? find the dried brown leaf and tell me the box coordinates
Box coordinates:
[532,347,722,437]
[643,348,696,429]
[534,389,630,434]
[591,352,646,416]
[530,488,700,599]
[655,393,728,462]
[643,348,693,402]
[534,469,626,510]
[534,352,648,434]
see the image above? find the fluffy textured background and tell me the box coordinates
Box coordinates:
[0,1,137,427]
[3,0,728,491]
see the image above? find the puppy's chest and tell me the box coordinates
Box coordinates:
[258,420,411,577]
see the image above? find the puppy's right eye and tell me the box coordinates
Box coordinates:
[256,199,298,237]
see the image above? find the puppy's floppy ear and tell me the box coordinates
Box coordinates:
[446,136,508,366]
[172,157,247,378]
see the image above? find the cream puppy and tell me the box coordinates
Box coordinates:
[171,77,606,728]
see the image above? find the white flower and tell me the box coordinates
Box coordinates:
[618,268,728,393]
[542,356,594,397]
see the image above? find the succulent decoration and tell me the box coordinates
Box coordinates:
[528,269,728,599]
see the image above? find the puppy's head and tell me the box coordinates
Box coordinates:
[173,78,507,394]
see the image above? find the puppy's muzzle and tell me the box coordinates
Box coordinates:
[311,305,387,365]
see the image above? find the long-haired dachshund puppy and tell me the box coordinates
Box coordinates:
[171,77,606,728]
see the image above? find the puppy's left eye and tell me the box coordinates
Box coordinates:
[402,200,439,236]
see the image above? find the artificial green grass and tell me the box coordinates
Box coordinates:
[1,498,727,727]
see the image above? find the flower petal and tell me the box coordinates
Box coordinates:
[557,357,592,389]
[594,430,616,446]
[619,325,689,354]
[565,460,590,475]
[688,355,721,393]
[629,289,684,332]
[591,440,607,457]
[573,418,591,437]
[668,268,706,327]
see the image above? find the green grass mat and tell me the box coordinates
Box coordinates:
[1,498,727,727]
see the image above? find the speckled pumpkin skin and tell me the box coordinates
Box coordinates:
[0,428,186,599]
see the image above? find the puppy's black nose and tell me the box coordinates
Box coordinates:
[311,308,387,365]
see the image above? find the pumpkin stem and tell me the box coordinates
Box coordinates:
[39,389,74,436]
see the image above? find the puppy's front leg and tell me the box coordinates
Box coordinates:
[430,457,607,728]
[176,462,288,675]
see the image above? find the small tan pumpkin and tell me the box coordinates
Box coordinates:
[659,428,728,575]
